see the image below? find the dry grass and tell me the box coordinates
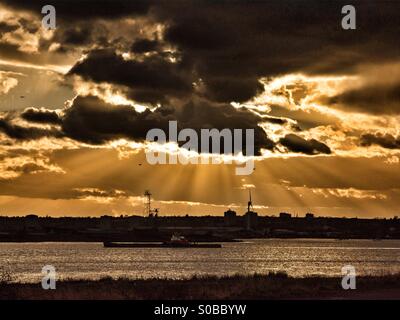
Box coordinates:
[1,272,400,300]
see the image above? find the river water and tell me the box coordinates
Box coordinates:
[1,239,400,283]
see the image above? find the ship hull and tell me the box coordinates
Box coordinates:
[103,241,222,248]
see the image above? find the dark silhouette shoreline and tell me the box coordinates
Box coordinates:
[1,215,399,242]
[1,273,400,300]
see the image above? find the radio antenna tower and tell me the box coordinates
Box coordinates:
[247,189,254,212]
[144,190,152,216]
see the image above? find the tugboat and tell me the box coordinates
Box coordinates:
[103,234,222,248]
[163,234,196,247]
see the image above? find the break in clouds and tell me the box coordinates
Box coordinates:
[0,0,399,217]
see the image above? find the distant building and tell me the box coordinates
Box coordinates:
[224,209,236,218]
[305,213,314,219]
[98,215,112,230]
[245,211,258,230]
[279,212,291,219]
[24,214,42,232]
[26,214,39,219]
[224,209,237,226]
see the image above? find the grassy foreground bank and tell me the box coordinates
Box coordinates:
[1,272,400,300]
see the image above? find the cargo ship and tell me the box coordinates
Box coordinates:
[103,235,222,248]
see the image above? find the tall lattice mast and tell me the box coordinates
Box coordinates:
[247,189,254,212]
[144,190,152,216]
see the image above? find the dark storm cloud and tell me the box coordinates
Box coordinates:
[0,17,38,35]
[203,77,264,103]
[0,21,19,33]
[1,0,150,20]
[56,0,400,105]
[360,133,400,149]
[157,0,400,103]
[174,98,275,154]
[48,21,113,53]
[0,42,30,62]
[0,41,65,67]
[262,116,288,126]
[327,83,400,115]
[21,108,62,125]
[0,118,62,140]
[2,94,335,157]
[7,163,48,174]
[131,39,161,54]
[61,95,170,144]
[269,104,338,130]
[58,25,93,46]
[68,49,193,105]
[280,134,331,155]
[17,17,40,34]
[61,95,274,155]
[0,95,280,155]
[2,1,394,156]
[0,104,336,158]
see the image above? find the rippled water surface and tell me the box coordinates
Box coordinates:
[1,239,400,283]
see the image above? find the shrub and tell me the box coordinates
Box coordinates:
[0,266,13,284]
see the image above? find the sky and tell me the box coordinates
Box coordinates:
[0,0,399,218]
